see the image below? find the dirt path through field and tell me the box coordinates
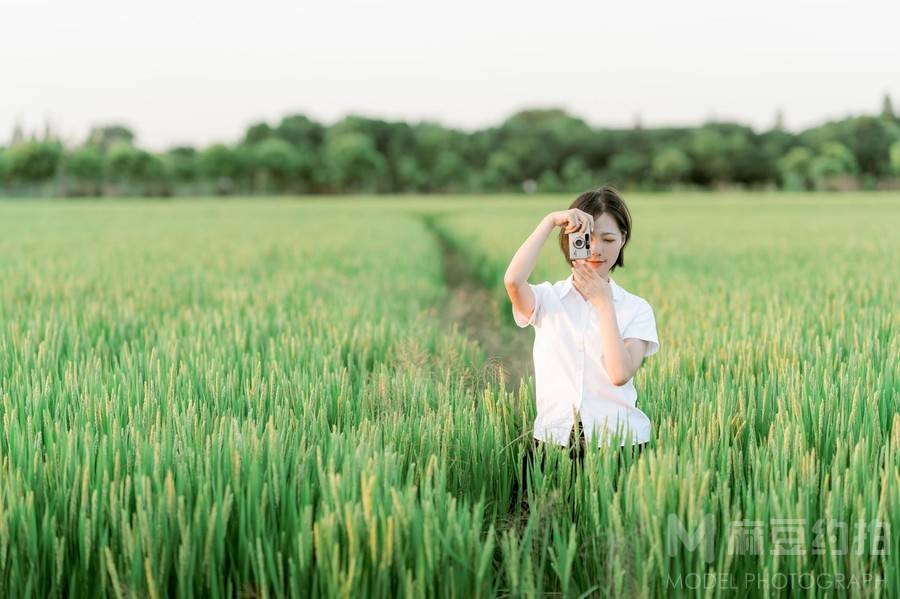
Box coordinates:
[420,215,534,395]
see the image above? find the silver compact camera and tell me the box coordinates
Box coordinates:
[568,230,591,260]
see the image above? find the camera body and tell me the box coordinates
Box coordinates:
[568,230,591,260]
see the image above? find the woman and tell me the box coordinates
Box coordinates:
[504,186,659,515]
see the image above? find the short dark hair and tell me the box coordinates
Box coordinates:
[558,185,632,270]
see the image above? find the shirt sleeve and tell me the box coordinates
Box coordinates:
[623,301,659,357]
[511,282,550,328]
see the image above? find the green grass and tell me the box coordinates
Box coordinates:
[0,193,897,597]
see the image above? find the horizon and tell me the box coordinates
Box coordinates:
[4,97,896,152]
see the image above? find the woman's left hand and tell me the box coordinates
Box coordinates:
[572,261,614,306]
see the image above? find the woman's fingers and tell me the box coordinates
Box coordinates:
[569,211,585,234]
[563,209,595,235]
[578,210,593,233]
[572,261,597,281]
[572,262,585,280]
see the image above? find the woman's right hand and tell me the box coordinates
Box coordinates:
[548,209,594,235]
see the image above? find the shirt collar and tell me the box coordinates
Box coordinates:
[561,274,624,302]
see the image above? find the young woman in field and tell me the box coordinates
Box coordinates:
[504,186,659,514]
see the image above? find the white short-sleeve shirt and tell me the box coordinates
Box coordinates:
[512,274,659,448]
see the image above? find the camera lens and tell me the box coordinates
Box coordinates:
[574,238,584,248]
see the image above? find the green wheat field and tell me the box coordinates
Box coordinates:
[0,193,897,598]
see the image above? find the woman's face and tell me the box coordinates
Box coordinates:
[574,212,625,276]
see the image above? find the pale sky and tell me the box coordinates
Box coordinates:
[2,0,898,151]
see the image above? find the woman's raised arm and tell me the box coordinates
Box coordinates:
[504,209,593,320]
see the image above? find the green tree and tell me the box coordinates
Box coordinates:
[432,150,467,191]
[200,144,243,179]
[323,131,387,192]
[275,114,325,149]
[394,155,427,192]
[687,123,767,186]
[651,147,692,185]
[251,138,311,192]
[0,147,9,184]
[8,140,63,183]
[801,116,900,177]
[759,129,798,182]
[889,141,900,175]
[882,93,895,120]
[166,147,199,183]
[105,145,143,182]
[244,122,275,145]
[537,169,564,193]
[65,146,105,195]
[560,156,594,191]
[138,153,173,195]
[688,127,731,184]
[86,125,135,151]
[482,150,519,190]
[606,150,650,187]
[777,147,814,190]
[136,152,170,182]
[104,145,172,194]
[327,116,411,191]
[412,124,470,191]
[495,109,594,180]
[842,117,898,177]
[809,142,858,190]
[199,144,251,194]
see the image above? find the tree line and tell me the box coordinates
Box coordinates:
[2,97,900,197]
